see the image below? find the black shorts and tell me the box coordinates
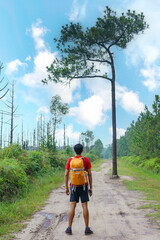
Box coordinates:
[70,185,89,203]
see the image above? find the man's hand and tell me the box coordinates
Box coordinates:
[66,188,70,195]
[88,189,92,197]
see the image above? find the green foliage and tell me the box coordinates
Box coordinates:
[120,156,160,174]
[62,146,74,156]
[0,144,73,202]
[18,151,51,176]
[0,144,22,159]
[116,95,160,158]
[93,139,103,157]
[85,152,99,162]
[0,158,28,201]
[43,6,148,85]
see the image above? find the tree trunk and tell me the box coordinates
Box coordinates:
[53,118,56,143]
[109,49,118,178]
[111,79,118,177]
[0,112,3,148]
[64,124,66,149]
[10,83,14,144]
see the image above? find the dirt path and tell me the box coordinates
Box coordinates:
[15,161,160,240]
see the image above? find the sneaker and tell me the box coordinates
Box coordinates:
[65,227,72,235]
[85,227,93,235]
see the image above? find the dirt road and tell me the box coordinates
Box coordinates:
[15,161,160,240]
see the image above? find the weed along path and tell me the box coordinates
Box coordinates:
[15,161,160,240]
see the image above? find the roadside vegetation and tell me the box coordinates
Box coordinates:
[118,157,160,224]
[0,140,105,239]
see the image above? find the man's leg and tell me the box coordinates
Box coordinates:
[82,202,93,235]
[68,201,77,227]
[82,202,89,227]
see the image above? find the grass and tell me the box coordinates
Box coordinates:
[118,157,160,223]
[0,170,64,239]
[92,158,106,171]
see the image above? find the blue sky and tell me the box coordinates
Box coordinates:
[0,0,160,147]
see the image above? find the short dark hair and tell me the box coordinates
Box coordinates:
[74,144,83,155]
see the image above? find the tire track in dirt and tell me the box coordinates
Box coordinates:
[15,161,160,240]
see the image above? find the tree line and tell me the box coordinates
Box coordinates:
[116,95,160,159]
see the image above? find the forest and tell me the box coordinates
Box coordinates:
[106,95,160,173]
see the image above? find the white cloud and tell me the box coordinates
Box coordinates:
[21,50,57,88]
[6,59,25,75]
[28,19,48,51]
[70,77,144,128]
[37,106,49,114]
[20,20,81,104]
[69,0,87,22]
[116,84,144,115]
[47,78,81,104]
[25,56,31,61]
[109,127,126,139]
[70,95,107,129]
[83,78,111,111]
[141,65,160,91]
[125,0,160,91]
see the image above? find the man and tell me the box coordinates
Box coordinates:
[64,143,93,235]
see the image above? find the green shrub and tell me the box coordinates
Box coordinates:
[85,152,99,162]
[121,156,160,174]
[0,158,28,201]
[18,151,51,176]
[48,152,66,169]
[61,146,74,156]
[143,158,160,173]
[0,144,22,159]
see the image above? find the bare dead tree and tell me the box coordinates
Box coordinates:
[0,62,9,100]
[0,63,9,147]
[0,112,3,147]
[33,129,36,150]
[2,82,19,144]
[21,120,24,147]
[64,124,66,149]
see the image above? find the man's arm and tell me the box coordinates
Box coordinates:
[65,169,70,195]
[87,168,93,196]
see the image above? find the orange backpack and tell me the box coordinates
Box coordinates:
[70,157,88,186]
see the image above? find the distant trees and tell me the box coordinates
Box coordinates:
[8,82,18,144]
[94,139,103,157]
[50,95,69,143]
[116,95,160,159]
[81,131,94,152]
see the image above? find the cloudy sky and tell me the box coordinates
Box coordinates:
[0,0,160,147]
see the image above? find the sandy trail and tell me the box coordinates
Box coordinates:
[15,161,160,240]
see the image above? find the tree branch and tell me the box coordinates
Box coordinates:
[108,25,129,50]
[0,89,9,100]
[71,74,112,81]
[0,82,8,92]
[87,58,111,65]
